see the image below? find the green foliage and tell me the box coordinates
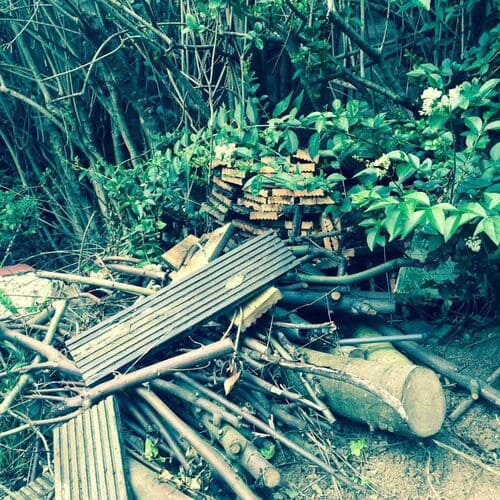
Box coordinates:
[0,188,39,261]
[349,438,367,457]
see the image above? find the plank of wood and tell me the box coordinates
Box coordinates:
[285,220,314,230]
[232,287,283,332]
[171,223,234,281]
[213,176,236,193]
[161,234,200,270]
[249,211,281,221]
[211,188,233,206]
[231,219,269,235]
[208,195,230,213]
[221,175,246,186]
[239,199,285,212]
[221,168,247,178]
[299,196,334,205]
[201,203,226,222]
[293,149,319,163]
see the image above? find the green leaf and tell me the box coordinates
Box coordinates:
[401,210,426,238]
[384,208,402,242]
[396,163,416,183]
[474,216,500,245]
[284,129,299,153]
[386,150,408,162]
[478,79,499,98]
[461,202,487,218]
[349,438,367,457]
[246,101,258,124]
[366,227,379,251]
[260,442,276,460]
[327,173,346,183]
[308,133,320,160]
[405,191,430,206]
[484,192,500,211]
[491,143,500,162]
[464,116,483,135]
[414,0,431,11]
[485,120,500,132]
[426,206,446,235]
[443,214,462,242]
[336,116,349,132]
[273,92,293,117]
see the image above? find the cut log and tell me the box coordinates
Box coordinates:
[348,322,413,365]
[289,348,446,437]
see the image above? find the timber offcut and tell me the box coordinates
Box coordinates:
[66,232,297,385]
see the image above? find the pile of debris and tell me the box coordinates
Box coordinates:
[1,223,499,499]
[201,151,337,241]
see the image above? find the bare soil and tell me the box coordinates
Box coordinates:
[273,324,499,499]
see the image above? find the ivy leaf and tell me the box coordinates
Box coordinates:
[401,210,426,238]
[484,192,500,211]
[336,116,349,132]
[396,163,416,182]
[308,133,321,160]
[474,216,500,245]
[443,214,462,242]
[273,92,293,117]
[426,206,446,235]
[478,79,499,98]
[366,227,379,251]
[461,202,487,218]
[404,191,430,206]
[384,208,403,242]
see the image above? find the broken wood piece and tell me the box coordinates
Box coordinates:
[233,287,283,332]
[293,348,446,437]
[66,232,296,386]
[221,167,247,179]
[7,472,53,499]
[53,396,130,500]
[208,195,230,213]
[210,188,233,207]
[161,234,200,270]
[171,223,233,281]
[293,149,319,163]
[231,219,268,235]
[220,175,246,186]
[284,220,314,230]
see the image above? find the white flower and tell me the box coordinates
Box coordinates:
[448,84,463,110]
[465,236,481,253]
[419,87,442,116]
[372,154,391,170]
[214,143,236,163]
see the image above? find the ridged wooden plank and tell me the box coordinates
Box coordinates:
[67,232,296,385]
[53,397,129,500]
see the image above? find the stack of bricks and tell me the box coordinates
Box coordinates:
[201,150,334,238]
